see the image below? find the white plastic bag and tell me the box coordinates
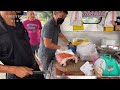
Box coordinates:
[94,58,106,70]
[76,42,98,61]
[56,49,75,55]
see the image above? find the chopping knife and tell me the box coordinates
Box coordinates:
[33,71,50,74]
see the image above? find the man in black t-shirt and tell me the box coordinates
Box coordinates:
[0,11,44,79]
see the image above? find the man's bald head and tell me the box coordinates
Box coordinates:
[0,11,17,21]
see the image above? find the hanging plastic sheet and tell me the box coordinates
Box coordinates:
[104,11,117,32]
[70,11,84,31]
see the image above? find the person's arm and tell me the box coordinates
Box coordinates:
[0,64,33,78]
[59,32,74,47]
[42,25,61,50]
[111,20,120,30]
[22,20,27,30]
[43,38,61,50]
[37,19,42,36]
[44,38,68,51]
[116,25,120,30]
[43,24,68,50]
[39,29,42,36]
[59,32,70,44]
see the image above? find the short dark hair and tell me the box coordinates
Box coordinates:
[53,11,68,15]
[62,11,68,14]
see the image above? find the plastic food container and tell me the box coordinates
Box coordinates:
[104,27,114,32]
[72,38,89,46]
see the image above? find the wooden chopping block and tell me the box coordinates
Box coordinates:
[54,60,85,75]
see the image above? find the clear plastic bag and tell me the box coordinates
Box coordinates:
[76,42,98,61]
[56,49,75,55]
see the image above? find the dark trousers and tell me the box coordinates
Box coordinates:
[40,55,55,71]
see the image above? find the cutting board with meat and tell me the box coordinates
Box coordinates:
[55,53,78,66]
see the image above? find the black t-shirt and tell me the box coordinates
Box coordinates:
[0,16,38,69]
